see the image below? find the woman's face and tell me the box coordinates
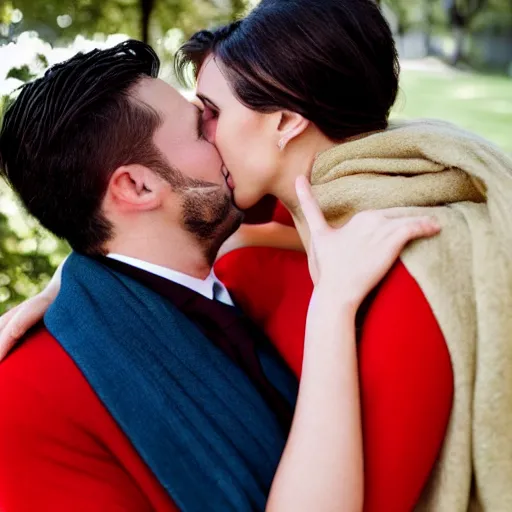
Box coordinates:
[196,57,281,210]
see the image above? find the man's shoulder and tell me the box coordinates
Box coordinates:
[0,325,104,429]
[0,325,83,396]
[0,328,174,511]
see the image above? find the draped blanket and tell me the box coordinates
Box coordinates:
[45,253,298,512]
[310,119,512,511]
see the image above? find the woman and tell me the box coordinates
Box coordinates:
[2,0,511,509]
[182,2,458,510]
[174,1,512,510]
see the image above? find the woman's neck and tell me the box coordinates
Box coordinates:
[271,131,336,212]
[268,130,336,247]
[273,129,378,249]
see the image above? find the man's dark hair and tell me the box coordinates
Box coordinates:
[0,39,166,255]
[176,0,400,141]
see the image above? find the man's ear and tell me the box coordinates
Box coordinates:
[277,111,310,150]
[107,165,165,212]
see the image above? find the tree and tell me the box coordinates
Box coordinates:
[0,188,69,314]
[384,0,412,36]
[383,0,430,57]
[443,0,489,64]
[421,0,436,55]
[0,0,253,313]
[140,0,156,43]
[5,0,251,45]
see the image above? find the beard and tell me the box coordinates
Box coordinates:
[181,183,244,264]
[154,154,244,264]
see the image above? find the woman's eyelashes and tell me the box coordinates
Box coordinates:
[201,105,219,143]
[202,104,219,122]
[196,105,219,143]
[196,106,206,141]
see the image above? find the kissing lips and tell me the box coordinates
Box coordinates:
[222,166,235,190]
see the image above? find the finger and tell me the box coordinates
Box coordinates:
[0,305,20,333]
[0,296,50,361]
[0,318,24,361]
[0,312,31,361]
[295,176,328,233]
[377,207,433,220]
[385,216,441,247]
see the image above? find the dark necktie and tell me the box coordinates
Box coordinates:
[179,291,294,434]
[97,256,294,434]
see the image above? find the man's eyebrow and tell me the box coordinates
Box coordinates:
[197,94,219,110]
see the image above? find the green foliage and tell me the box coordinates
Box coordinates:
[472,0,512,33]
[5,0,252,44]
[383,0,512,65]
[384,0,512,33]
[6,63,35,81]
[0,185,69,314]
[0,96,13,121]
[0,0,251,313]
[0,0,509,314]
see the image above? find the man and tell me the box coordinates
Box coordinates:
[0,40,298,511]
[0,37,453,512]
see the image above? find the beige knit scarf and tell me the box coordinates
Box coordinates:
[310,119,512,511]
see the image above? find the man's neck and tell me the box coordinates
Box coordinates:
[106,227,213,280]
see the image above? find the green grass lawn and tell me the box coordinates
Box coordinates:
[394,66,512,154]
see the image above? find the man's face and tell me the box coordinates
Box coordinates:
[134,78,243,259]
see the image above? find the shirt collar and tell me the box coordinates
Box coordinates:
[107,253,233,306]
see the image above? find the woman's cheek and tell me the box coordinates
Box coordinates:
[216,120,237,167]
[212,121,225,153]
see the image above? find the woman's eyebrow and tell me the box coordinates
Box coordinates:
[196,94,220,110]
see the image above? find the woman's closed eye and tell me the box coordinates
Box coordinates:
[200,105,219,143]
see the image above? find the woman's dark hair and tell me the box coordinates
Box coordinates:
[0,40,164,255]
[176,0,400,140]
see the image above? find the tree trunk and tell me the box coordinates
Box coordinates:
[139,0,156,44]
[423,0,433,56]
[444,0,488,65]
[451,25,465,65]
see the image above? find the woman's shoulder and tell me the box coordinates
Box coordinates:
[361,260,445,345]
[374,260,438,318]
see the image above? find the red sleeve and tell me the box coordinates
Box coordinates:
[0,328,175,512]
[272,201,294,226]
[358,262,453,511]
[216,247,312,377]
[216,249,453,512]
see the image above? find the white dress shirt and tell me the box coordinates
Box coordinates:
[107,253,234,306]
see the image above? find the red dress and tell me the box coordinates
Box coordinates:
[214,203,454,511]
[0,207,453,511]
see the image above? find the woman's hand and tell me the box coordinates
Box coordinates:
[0,258,65,361]
[296,176,441,308]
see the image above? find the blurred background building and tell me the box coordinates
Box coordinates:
[0,0,511,313]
